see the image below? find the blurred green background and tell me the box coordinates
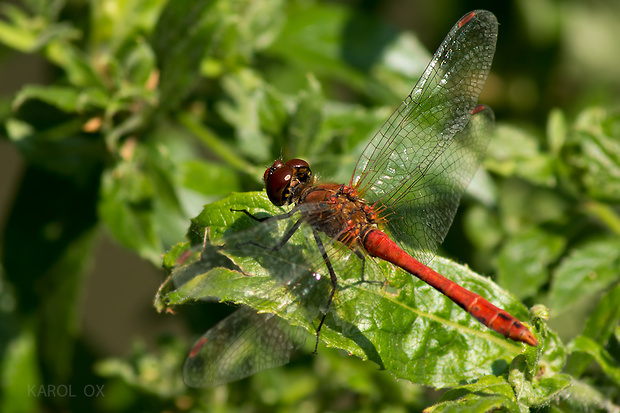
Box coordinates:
[1,0,619,412]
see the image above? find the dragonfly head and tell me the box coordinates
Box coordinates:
[264,158,313,206]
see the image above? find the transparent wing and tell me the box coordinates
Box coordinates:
[350,10,498,262]
[183,307,307,387]
[170,203,365,387]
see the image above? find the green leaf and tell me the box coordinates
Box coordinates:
[153,0,285,113]
[584,282,620,336]
[550,237,620,315]
[177,113,260,178]
[561,378,620,412]
[463,203,502,257]
[23,0,66,21]
[0,326,40,413]
[565,284,620,378]
[13,85,109,113]
[179,159,241,197]
[287,74,324,158]
[123,37,158,88]
[0,3,79,53]
[495,179,568,236]
[215,69,281,163]
[151,0,218,111]
[496,227,565,300]
[45,41,106,89]
[206,0,286,60]
[266,3,369,93]
[266,2,422,104]
[0,4,39,51]
[99,149,162,263]
[432,395,519,412]
[569,336,620,387]
[547,108,567,156]
[535,326,567,374]
[163,192,536,388]
[565,107,620,202]
[89,0,165,56]
[531,375,572,406]
[95,338,188,398]
[504,352,573,408]
[99,134,205,261]
[429,376,519,412]
[6,121,106,183]
[37,229,99,382]
[486,123,556,187]
[311,101,388,182]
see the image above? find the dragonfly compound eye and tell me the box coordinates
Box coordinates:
[265,165,293,206]
[264,159,285,183]
[284,159,312,185]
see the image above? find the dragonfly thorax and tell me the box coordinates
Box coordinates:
[299,183,382,250]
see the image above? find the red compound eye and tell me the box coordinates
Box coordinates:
[284,158,309,170]
[263,159,284,184]
[265,164,293,206]
[285,159,312,186]
[263,158,313,206]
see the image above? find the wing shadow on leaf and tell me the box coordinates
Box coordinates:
[323,310,385,370]
[167,205,389,385]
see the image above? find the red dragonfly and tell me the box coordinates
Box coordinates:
[170,9,537,388]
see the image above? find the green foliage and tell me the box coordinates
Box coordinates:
[1,1,620,412]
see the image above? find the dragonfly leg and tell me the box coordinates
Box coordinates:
[312,229,338,354]
[230,208,293,222]
[355,249,367,282]
[244,219,305,253]
[230,208,304,251]
[264,219,304,251]
[352,250,386,286]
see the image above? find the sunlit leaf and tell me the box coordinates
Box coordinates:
[163,192,535,388]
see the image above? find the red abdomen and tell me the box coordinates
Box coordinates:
[363,229,538,346]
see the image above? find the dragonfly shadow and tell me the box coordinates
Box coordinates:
[216,213,391,366]
[181,209,397,375]
[171,238,242,289]
[218,213,335,329]
[491,358,509,376]
[324,312,385,370]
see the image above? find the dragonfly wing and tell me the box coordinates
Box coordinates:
[169,204,339,387]
[184,306,307,387]
[350,10,497,261]
[384,104,494,262]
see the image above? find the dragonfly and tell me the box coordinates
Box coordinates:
[169,9,538,388]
